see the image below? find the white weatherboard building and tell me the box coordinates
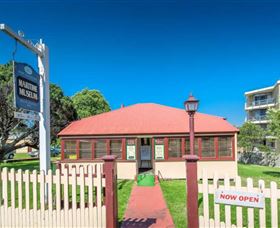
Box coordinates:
[245,80,280,150]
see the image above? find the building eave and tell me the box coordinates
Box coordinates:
[245,80,280,96]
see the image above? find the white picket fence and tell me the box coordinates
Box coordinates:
[199,170,280,228]
[0,164,106,227]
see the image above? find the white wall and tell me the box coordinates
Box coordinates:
[117,162,137,179]
[155,160,237,179]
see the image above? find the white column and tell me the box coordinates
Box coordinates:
[38,40,51,173]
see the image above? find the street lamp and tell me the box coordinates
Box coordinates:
[184,94,199,114]
[184,94,199,155]
[183,94,199,228]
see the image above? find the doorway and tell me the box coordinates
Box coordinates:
[139,138,153,173]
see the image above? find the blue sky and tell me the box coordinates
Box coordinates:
[1,0,280,126]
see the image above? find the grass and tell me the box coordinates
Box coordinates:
[117,180,134,222]
[13,153,32,160]
[160,180,187,228]
[238,163,280,186]
[160,164,280,228]
[0,154,60,171]
[0,159,40,170]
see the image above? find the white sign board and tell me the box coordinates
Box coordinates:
[126,145,136,160]
[155,145,164,159]
[14,111,40,121]
[215,189,265,208]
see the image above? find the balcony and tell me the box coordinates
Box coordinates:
[245,98,275,110]
[247,115,269,123]
[252,98,274,106]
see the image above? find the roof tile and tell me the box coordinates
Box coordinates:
[58,103,238,136]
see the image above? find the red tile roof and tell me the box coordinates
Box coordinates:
[58,103,238,136]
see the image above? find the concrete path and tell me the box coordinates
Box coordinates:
[122,182,175,228]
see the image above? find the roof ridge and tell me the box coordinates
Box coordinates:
[196,112,225,119]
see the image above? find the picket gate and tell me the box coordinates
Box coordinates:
[198,169,280,228]
[0,164,106,227]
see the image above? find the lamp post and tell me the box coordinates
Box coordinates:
[183,94,199,228]
[184,94,199,155]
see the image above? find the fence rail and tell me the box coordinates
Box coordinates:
[0,164,106,227]
[198,170,280,228]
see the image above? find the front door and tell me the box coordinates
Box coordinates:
[139,138,152,171]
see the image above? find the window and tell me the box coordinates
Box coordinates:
[218,137,233,157]
[201,137,215,157]
[185,138,199,155]
[79,140,92,159]
[95,139,107,158]
[168,138,181,158]
[155,138,164,145]
[126,139,136,160]
[110,140,122,159]
[155,138,164,160]
[64,141,76,159]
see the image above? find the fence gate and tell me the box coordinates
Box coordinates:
[198,170,280,227]
[0,164,107,227]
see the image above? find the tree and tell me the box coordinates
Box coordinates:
[267,108,280,139]
[0,62,78,159]
[238,122,266,152]
[0,62,38,160]
[50,84,78,145]
[72,89,110,119]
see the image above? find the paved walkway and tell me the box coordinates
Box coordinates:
[122,182,175,228]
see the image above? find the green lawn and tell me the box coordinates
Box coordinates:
[0,155,60,170]
[13,153,32,160]
[118,180,134,221]
[160,180,187,228]
[0,159,40,170]
[238,163,280,186]
[160,164,280,228]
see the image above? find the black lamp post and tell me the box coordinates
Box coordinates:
[184,94,199,155]
[183,94,199,228]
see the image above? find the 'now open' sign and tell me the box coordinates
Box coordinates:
[215,189,265,208]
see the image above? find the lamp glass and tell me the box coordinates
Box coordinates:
[184,96,199,112]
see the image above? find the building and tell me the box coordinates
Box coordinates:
[7,136,34,155]
[245,80,280,149]
[58,103,238,179]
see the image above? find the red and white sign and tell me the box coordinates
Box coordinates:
[215,189,264,208]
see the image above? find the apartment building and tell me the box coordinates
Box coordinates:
[245,80,280,149]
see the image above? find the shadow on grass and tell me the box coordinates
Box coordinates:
[118,180,131,190]
[263,171,280,178]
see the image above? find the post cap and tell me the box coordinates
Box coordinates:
[183,154,199,162]
[102,155,118,161]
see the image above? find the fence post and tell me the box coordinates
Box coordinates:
[103,155,118,228]
[54,160,61,171]
[183,154,199,228]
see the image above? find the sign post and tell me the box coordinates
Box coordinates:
[0,24,50,174]
[38,40,51,173]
